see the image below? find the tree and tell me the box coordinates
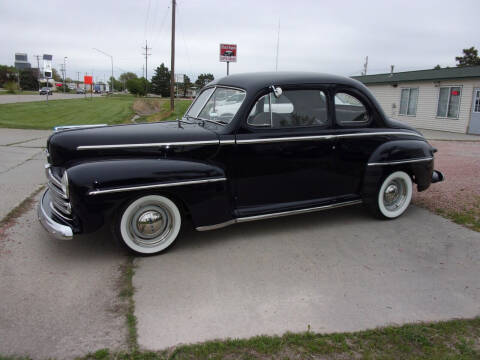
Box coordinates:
[178,75,192,97]
[108,76,123,92]
[455,47,480,67]
[0,65,18,86]
[433,64,441,70]
[119,72,138,82]
[52,68,62,81]
[195,73,214,89]
[150,63,171,97]
[19,69,39,90]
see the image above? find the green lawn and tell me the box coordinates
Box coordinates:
[143,99,192,122]
[0,96,136,130]
[0,90,39,95]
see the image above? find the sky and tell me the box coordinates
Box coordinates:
[1,0,478,83]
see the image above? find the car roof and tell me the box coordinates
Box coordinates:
[210,71,364,93]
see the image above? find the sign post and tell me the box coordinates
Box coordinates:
[219,44,237,76]
[43,54,53,103]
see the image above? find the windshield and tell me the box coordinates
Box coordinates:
[186,87,246,124]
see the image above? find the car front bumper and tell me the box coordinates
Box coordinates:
[37,189,73,240]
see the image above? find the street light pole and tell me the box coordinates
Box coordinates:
[93,48,114,93]
[63,57,67,93]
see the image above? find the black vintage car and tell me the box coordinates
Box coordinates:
[38,72,443,255]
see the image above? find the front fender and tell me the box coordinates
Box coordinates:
[363,140,435,199]
[67,158,233,233]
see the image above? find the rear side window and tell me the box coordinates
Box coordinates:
[335,92,369,125]
[248,90,328,128]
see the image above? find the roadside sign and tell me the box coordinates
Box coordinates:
[42,54,53,79]
[84,76,93,85]
[175,74,184,83]
[220,44,237,63]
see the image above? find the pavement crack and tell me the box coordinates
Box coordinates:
[0,149,44,175]
[3,136,45,147]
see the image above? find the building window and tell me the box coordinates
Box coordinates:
[436,86,462,118]
[399,88,418,116]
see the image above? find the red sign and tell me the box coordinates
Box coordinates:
[451,90,460,96]
[220,44,237,63]
[84,75,93,85]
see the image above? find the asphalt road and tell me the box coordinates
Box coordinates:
[0,128,479,358]
[0,93,102,104]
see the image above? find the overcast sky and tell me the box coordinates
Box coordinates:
[1,0,478,82]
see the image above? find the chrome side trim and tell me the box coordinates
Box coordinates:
[367,157,433,166]
[77,140,219,150]
[89,177,227,195]
[37,190,73,240]
[219,139,236,145]
[54,124,108,132]
[236,131,424,144]
[196,199,363,231]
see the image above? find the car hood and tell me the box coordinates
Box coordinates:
[47,121,219,166]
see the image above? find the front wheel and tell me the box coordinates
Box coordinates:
[115,195,182,255]
[369,171,413,219]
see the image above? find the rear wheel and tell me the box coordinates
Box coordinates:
[369,171,413,219]
[115,195,181,255]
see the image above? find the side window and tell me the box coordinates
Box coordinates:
[335,92,369,125]
[247,90,328,128]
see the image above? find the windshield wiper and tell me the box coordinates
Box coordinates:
[200,118,227,126]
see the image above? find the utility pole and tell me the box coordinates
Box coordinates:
[77,72,80,89]
[170,0,176,111]
[63,57,67,93]
[142,41,151,96]
[363,56,368,76]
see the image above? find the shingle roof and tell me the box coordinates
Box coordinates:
[352,66,480,85]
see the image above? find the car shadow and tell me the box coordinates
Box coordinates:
[172,204,370,254]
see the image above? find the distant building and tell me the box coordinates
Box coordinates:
[353,66,480,135]
[14,53,31,70]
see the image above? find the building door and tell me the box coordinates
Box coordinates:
[468,88,480,135]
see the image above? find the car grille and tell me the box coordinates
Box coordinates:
[46,165,72,221]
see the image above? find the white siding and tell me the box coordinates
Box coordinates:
[366,79,480,133]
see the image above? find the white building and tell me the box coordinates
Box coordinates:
[353,66,480,134]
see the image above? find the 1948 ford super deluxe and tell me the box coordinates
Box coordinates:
[38,72,444,255]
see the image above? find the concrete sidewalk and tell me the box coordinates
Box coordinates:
[134,205,480,350]
[0,129,51,219]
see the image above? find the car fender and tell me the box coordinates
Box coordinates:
[66,158,233,233]
[362,139,435,199]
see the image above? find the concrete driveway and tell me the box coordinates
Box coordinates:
[0,128,479,358]
[0,93,102,104]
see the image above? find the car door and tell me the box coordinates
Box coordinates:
[232,87,348,216]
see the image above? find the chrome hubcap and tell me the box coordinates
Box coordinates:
[128,205,173,247]
[383,179,407,211]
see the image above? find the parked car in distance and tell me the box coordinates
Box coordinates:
[38,72,444,255]
[39,87,53,95]
[76,88,86,94]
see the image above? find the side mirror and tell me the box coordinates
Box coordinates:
[271,85,282,98]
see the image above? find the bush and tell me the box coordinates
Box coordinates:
[4,81,18,94]
[127,78,148,96]
[56,84,70,93]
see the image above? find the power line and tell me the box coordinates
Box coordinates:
[151,4,171,51]
[144,0,152,41]
[176,3,192,77]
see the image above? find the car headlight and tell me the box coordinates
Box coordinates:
[61,171,69,198]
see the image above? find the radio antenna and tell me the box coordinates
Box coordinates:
[275,19,280,71]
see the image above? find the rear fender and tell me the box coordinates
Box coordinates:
[363,140,435,199]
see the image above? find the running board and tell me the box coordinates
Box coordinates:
[196,199,363,231]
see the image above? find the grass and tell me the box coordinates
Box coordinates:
[0,96,136,129]
[428,197,480,233]
[118,257,139,352]
[76,317,480,359]
[143,99,192,123]
[0,90,39,95]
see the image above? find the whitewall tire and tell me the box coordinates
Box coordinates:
[117,195,181,255]
[376,171,413,219]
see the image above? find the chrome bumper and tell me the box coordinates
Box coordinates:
[37,189,73,240]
